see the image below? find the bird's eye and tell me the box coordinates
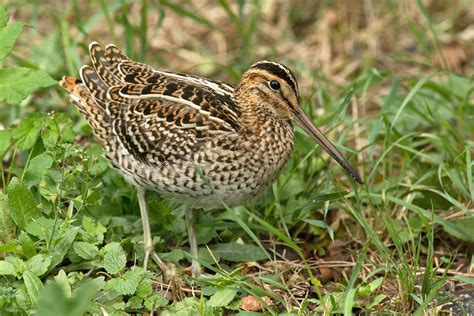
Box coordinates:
[269,80,281,90]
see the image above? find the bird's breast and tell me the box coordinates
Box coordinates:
[110,119,295,209]
[192,118,295,207]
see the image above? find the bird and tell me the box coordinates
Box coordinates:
[60,42,362,279]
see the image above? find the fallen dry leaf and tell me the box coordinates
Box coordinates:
[319,266,337,283]
[241,295,273,311]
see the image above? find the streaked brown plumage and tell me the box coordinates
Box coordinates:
[60,42,361,278]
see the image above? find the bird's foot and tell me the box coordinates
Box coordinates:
[152,253,176,282]
[190,259,202,279]
[143,247,175,282]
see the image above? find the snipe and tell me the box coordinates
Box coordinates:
[60,42,362,278]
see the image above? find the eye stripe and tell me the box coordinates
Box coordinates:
[280,93,293,109]
[253,75,294,110]
[251,61,299,98]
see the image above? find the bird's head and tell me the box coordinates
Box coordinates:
[237,60,362,184]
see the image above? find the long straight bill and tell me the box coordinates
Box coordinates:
[293,109,362,184]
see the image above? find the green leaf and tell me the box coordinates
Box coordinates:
[36,283,69,316]
[343,288,357,316]
[27,254,51,276]
[442,218,474,243]
[25,217,60,241]
[197,247,220,264]
[299,191,349,210]
[5,256,26,277]
[453,275,474,284]
[0,67,56,105]
[41,119,60,148]
[160,297,199,315]
[159,249,185,263]
[24,153,54,185]
[208,243,267,262]
[7,178,40,230]
[41,113,74,147]
[106,267,144,295]
[69,279,103,315]
[73,242,100,260]
[80,216,106,244]
[127,296,143,309]
[19,231,37,258]
[159,0,217,30]
[29,31,63,76]
[0,240,19,253]
[357,277,384,297]
[54,270,72,298]
[49,227,79,270]
[0,192,16,241]
[0,4,9,28]
[304,219,334,240]
[0,261,15,275]
[36,279,101,316]
[12,113,43,150]
[207,288,237,308]
[102,242,127,275]
[136,278,153,298]
[0,21,25,60]
[0,129,12,157]
[144,292,168,310]
[366,294,387,310]
[23,270,43,306]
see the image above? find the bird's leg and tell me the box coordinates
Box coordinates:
[136,186,172,278]
[185,208,201,278]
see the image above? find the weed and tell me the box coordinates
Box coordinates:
[0,1,473,314]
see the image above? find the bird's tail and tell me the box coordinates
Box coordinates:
[59,76,111,144]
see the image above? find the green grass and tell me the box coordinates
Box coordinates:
[0,1,473,315]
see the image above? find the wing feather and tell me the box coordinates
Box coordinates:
[78,43,241,166]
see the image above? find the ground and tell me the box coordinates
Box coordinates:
[0,1,473,315]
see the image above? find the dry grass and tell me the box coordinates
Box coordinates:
[2,0,473,314]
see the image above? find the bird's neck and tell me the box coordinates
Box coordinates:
[234,93,293,142]
[235,89,274,127]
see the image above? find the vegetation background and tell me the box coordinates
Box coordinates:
[0,0,473,314]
